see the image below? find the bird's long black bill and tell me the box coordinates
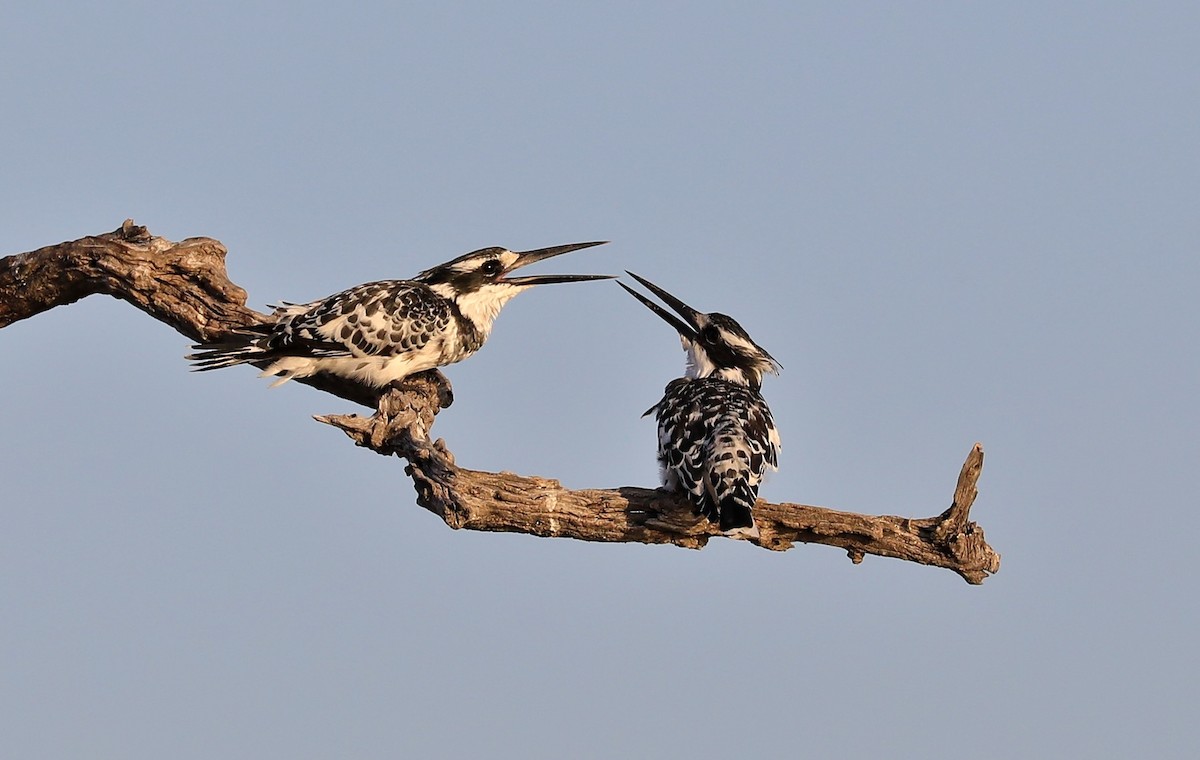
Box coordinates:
[505,273,616,286]
[619,271,708,339]
[502,240,610,285]
[617,279,699,340]
[623,271,704,326]
[510,240,608,269]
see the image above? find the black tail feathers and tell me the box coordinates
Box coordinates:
[694,476,757,532]
[185,328,267,371]
[717,481,757,532]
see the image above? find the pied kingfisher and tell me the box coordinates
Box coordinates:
[620,272,781,536]
[188,241,610,388]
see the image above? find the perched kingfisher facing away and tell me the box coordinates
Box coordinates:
[188,242,610,388]
[619,272,781,536]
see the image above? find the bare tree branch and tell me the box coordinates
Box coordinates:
[0,222,1001,584]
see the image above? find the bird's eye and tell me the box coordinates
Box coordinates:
[700,325,720,343]
[481,259,502,276]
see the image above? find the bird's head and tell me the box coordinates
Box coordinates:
[619,271,781,388]
[416,241,610,332]
[417,241,611,302]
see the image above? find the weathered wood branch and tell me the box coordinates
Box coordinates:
[0,219,256,339]
[0,220,396,408]
[0,222,1001,584]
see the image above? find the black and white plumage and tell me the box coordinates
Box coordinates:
[620,272,781,536]
[188,242,610,388]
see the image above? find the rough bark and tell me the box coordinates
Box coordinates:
[0,222,1001,584]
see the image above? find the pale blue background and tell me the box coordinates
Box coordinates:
[2,2,1197,758]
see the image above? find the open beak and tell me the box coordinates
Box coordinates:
[501,241,613,285]
[620,271,783,370]
[617,271,703,341]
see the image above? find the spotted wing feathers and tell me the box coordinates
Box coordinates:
[653,377,780,532]
[270,281,452,358]
[187,281,454,371]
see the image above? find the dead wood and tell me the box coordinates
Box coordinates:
[0,222,1000,583]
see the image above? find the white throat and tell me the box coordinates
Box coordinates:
[683,338,757,386]
[444,283,527,335]
[683,339,717,379]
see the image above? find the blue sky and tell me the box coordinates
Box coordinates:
[2,3,1197,758]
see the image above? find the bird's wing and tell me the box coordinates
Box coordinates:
[656,379,780,495]
[265,281,453,358]
[741,393,781,474]
[655,379,714,502]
